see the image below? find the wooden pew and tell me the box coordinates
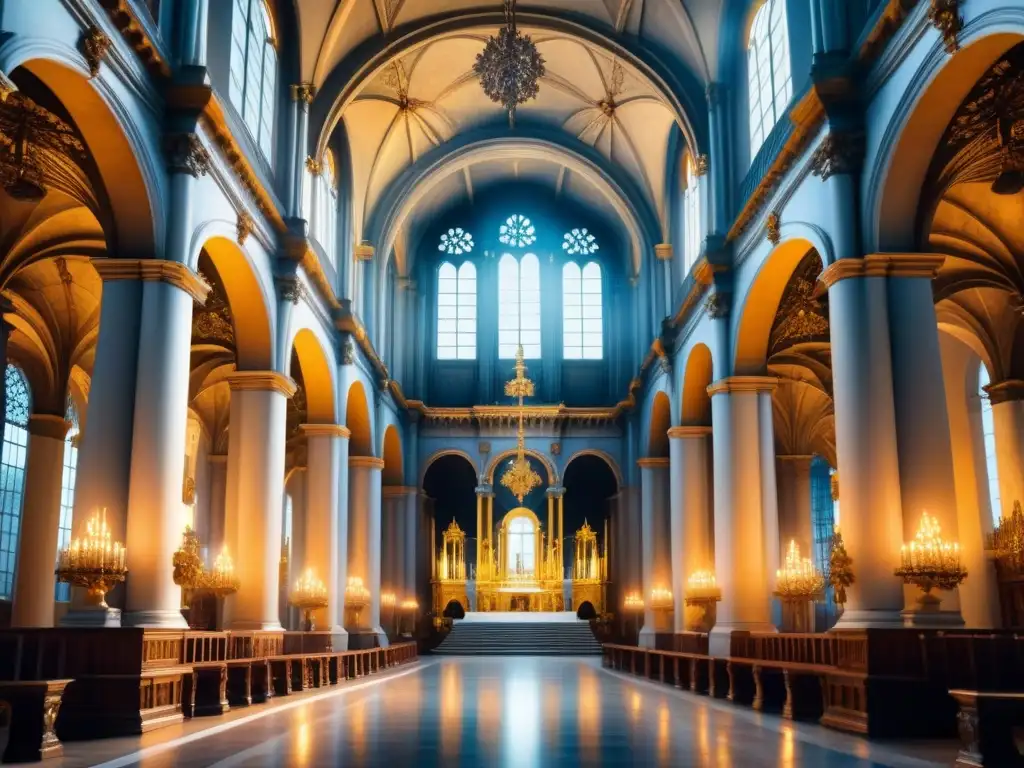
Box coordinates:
[181,662,229,718]
[949,689,1024,767]
[0,680,69,762]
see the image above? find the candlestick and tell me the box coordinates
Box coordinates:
[773,540,825,600]
[895,511,967,610]
[55,509,127,609]
[290,568,328,631]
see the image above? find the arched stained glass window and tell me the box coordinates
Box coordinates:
[439,228,474,256]
[230,0,277,160]
[979,364,1001,525]
[747,0,792,158]
[562,228,598,256]
[683,152,702,271]
[55,397,80,601]
[437,261,477,360]
[498,253,541,359]
[0,365,30,599]
[499,215,536,248]
[563,262,603,359]
[507,516,535,576]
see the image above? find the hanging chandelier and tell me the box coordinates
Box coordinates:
[501,344,542,502]
[474,0,546,127]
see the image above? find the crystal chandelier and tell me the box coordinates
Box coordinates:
[474,0,546,127]
[501,344,542,502]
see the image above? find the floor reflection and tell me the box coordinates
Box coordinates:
[85,656,949,768]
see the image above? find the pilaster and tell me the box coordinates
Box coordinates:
[667,426,713,633]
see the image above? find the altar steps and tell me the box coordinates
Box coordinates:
[432,620,603,655]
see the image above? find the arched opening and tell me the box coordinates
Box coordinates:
[344,380,372,456]
[646,391,671,458]
[382,426,403,486]
[563,454,617,614]
[681,344,713,426]
[290,328,336,425]
[423,454,477,614]
[443,599,466,620]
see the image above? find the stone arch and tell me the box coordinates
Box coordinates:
[344,379,373,456]
[382,424,403,486]
[645,390,672,458]
[733,237,818,375]
[871,20,1024,252]
[420,449,478,486]
[485,448,557,486]
[289,326,337,424]
[681,343,714,427]
[562,450,623,490]
[198,235,275,371]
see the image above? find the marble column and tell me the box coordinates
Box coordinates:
[288,84,313,219]
[985,380,1024,519]
[11,415,71,627]
[638,458,671,647]
[668,426,712,633]
[821,258,905,629]
[887,255,964,625]
[708,377,779,656]
[206,454,228,557]
[347,456,386,645]
[62,268,143,626]
[775,456,814,558]
[123,263,210,628]
[223,372,295,630]
[403,488,419,601]
[301,424,348,632]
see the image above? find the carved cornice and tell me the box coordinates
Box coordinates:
[706,376,778,396]
[349,456,385,469]
[817,254,945,290]
[928,0,962,54]
[97,0,171,78]
[637,457,670,468]
[811,132,866,181]
[299,423,351,438]
[667,426,712,438]
[410,403,621,428]
[164,133,211,177]
[91,258,211,304]
[227,371,297,397]
[281,231,339,310]
[858,0,922,63]
[28,414,71,440]
[237,211,254,245]
[81,26,112,79]
[984,379,1024,405]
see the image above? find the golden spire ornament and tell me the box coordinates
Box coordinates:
[501,344,542,502]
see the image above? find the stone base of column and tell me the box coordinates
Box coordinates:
[708,623,776,657]
[900,608,965,629]
[638,626,657,649]
[833,609,906,630]
[60,607,122,628]
[328,628,349,652]
[123,609,190,629]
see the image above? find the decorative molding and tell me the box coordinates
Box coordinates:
[667,426,712,438]
[817,254,945,290]
[984,379,1024,405]
[703,291,729,319]
[290,82,316,105]
[91,258,211,304]
[164,133,211,178]
[766,211,781,245]
[811,132,866,181]
[226,371,297,398]
[858,0,922,63]
[299,423,351,438]
[305,155,322,175]
[236,211,254,246]
[96,0,171,78]
[636,457,670,468]
[278,277,305,305]
[354,242,375,261]
[654,243,673,262]
[706,376,778,396]
[694,154,709,176]
[341,339,356,365]
[769,251,829,356]
[28,414,72,440]
[549,442,561,456]
[192,268,234,348]
[928,0,962,54]
[81,26,112,79]
[349,456,386,469]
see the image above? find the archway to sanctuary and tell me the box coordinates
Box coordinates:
[563,454,618,614]
[422,453,477,616]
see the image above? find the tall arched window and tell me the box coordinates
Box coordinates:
[437,261,477,360]
[230,0,277,160]
[683,152,702,271]
[313,149,338,266]
[498,253,541,359]
[507,517,535,576]
[747,0,792,158]
[562,261,603,359]
[55,397,80,601]
[979,364,1001,525]
[0,365,30,599]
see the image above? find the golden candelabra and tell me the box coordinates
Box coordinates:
[345,576,370,625]
[172,526,204,606]
[291,568,328,631]
[650,587,674,611]
[828,526,855,607]
[200,548,240,598]
[55,509,127,609]
[381,592,397,610]
[623,591,644,612]
[500,345,542,502]
[895,511,967,610]
[684,570,721,633]
[774,540,826,600]
[990,500,1024,576]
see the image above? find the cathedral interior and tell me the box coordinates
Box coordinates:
[0,0,1022,765]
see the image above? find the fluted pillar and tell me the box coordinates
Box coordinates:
[775,456,814,557]
[821,258,906,629]
[223,372,295,630]
[708,377,779,655]
[638,458,671,647]
[668,426,712,633]
[988,380,1024,516]
[11,416,70,627]
[301,424,349,632]
[123,262,211,628]
[347,456,386,645]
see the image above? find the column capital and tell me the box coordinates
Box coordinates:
[382,485,417,498]
[349,456,385,470]
[299,423,351,439]
[91,258,212,304]
[474,484,494,497]
[637,458,670,469]
[290,82,316,105]
[818,254,945,291]
[667,426,712,439]
[706,376,777,396]
[545,486,566,498]
[985,379,1024,405]
[226,371,297,398]
[27,413,71,440]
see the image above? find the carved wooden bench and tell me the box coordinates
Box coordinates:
[182,661,228,718]
[950,689,1024,767]
[0,679,69,762]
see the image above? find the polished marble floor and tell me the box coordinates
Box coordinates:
[47,657,955,768]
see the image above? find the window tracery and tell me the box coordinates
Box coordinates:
[562,228,599,256]
[0,365,30,599]
[439,227,474,256]
[230,0,277,161]
[747,0,792,158]
[499,214,536,248]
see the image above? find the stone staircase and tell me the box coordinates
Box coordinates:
[432,620,603,655]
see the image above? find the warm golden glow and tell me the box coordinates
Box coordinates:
[500,345,542,501]
[650,587,674,610]
[55,508,127,608]
[773,540,825,599]
[623,591,644,611]
[345,576,370,606]
[895,511,968,598]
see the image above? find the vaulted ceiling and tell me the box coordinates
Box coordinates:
[294,0,724,275]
